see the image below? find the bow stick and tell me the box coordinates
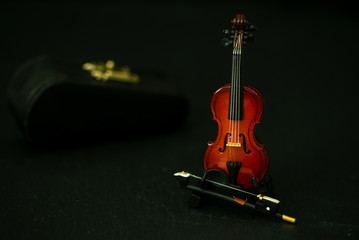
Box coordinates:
[174,171,296,223]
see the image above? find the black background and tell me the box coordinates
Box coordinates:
[1,1,358,239]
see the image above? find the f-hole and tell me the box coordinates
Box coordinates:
[239,133,251,154]
[219,133,231,152]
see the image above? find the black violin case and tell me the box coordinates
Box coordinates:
[7,56,189,146]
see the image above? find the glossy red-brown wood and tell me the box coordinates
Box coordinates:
[204,84,268,189]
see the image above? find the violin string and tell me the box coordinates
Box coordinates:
[235,39,239,164]
[234,29,242,183]
[233,35,239,163]
[234,24,238,167]
[231,40,237,163]
[229,38,236,163]
[236,24,245,183]
[238,31,244,163]
[238,31,242,164]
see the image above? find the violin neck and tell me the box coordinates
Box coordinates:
[228,43,243,120]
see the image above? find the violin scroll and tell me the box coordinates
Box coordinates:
[231,14,248,30]
[222,14,257,47]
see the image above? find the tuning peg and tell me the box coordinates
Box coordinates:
[221,38,233,47]
[223,29,234,35]
[244,34,255,43]
[247,24,257,32]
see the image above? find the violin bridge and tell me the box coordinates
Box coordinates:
[226,142,242,147]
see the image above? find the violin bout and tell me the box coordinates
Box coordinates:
[204,84,268,189]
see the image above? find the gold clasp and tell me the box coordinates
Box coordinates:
[82,60,140,84]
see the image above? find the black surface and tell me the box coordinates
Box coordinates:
[1,1,358,239]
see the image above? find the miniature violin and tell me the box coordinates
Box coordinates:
[204,14,268,189]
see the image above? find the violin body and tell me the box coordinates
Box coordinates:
[204,83,268,189]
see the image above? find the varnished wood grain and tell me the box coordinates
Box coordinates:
[204,84,268,189]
